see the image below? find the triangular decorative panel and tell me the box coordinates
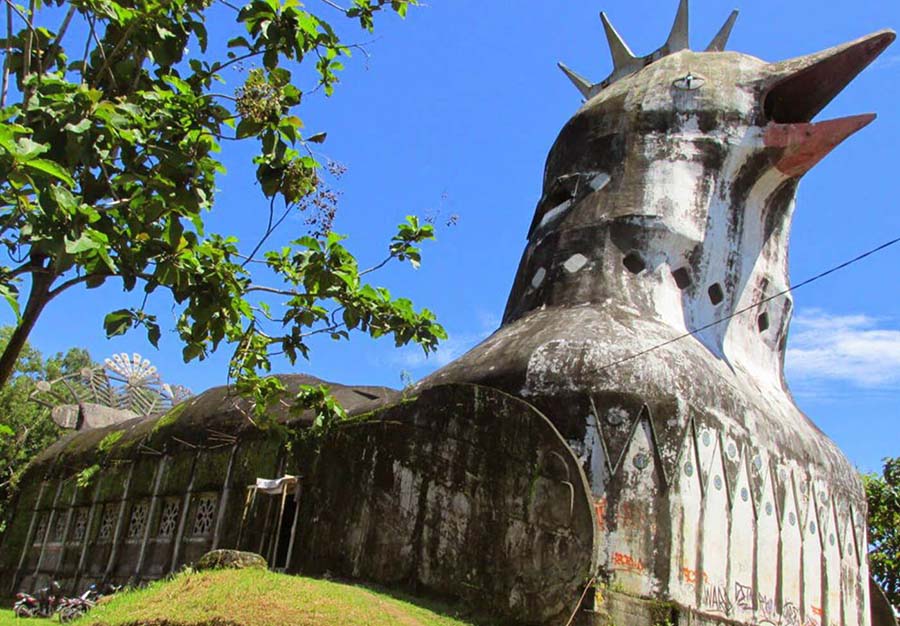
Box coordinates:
[591,394,645,476]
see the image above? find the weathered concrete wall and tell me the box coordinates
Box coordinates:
[291,384,597,625]
[0,381,597,625]
[411,7,891,626]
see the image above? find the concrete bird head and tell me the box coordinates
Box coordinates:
[508,0,894,388]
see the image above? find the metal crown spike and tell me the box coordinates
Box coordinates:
[558,1,740,99]
[557,62,594,99]
[706,10,739,52]
[665,0,690,52]
[600,12,637,70]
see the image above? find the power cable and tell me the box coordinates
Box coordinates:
[595,235,900,374]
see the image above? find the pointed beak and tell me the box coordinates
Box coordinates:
[763,29,895,124]
[764,114,875,177]
[759,29,894,177]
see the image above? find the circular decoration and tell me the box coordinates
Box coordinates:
[789,512,796,526]
[800,482,808,494]
[713,475,723,491]
[765,502,774,516]
[32,352,192,421]
[684,462,694,477]
[753,455,763,471]
[829,534,835,546]
[740,487,749,502]
[701,431,711,447]
[633,453,650,470]
[606,408,627,426]
[726,442,738,459]
[809,521,817,535]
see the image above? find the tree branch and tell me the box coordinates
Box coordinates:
[88,16,118,89]
[216,0,241,12]
[243,285,300,297]
[359,253,394,277]
[206,50,263,76]
[1,0,37,39]
[47,273,93,299]
[1,3,11,108]
[320,0,347,12]
[41,4,76,73]
[80,16,94,75]
[20,0,35,105]
[0,255,53,387]
[93,20,136,86]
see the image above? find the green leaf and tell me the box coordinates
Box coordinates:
[227,36,251,49]
[24,158,75,187]
[64,119,92,134]
[0,282,20,323]
[103,309,134,337]
[12,137,48,161]
[0,424,13,438]
[163,75,192,94]
[65,233,101,254]
[49,185,78,214]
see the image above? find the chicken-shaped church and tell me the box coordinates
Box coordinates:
[2,3,895,625]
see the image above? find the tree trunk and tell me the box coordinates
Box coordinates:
[0,270,54,388]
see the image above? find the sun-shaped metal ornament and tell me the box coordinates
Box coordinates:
[31,352,191,429]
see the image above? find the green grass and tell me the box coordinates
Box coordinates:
[2,569,484,626]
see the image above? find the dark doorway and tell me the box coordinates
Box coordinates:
[273,494,296,570]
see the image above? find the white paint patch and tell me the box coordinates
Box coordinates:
[531,267,546,289]
[537,199,572,229]
[563,254,588,274]
[588,172,611,192]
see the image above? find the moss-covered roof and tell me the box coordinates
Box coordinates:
[29,374,398,477]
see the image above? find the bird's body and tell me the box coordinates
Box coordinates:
[418,5,894,624]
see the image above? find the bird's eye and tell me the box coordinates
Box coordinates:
[673,72,705,91]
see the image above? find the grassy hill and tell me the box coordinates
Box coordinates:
[0,569,486,626]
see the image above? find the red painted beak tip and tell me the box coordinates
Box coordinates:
[764,114,877,178]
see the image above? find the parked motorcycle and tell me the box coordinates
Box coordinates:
[13,581,63,618]
[58,582,121,622]
[12,591,38,618]
[59,584,99,623]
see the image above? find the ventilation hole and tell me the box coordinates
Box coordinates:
[708,283,724,305]
[623,252,646,274]
[757,312,770,332]
[672,267,692,289]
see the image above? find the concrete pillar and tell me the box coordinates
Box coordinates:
[73,473,105,591]
[10,480,47,594]
[134,456,168,579]
[169,451,200,574]
[211,444,239,551]
[32,480,64,581]
[284,483,302,571]
[104,463,135,580]
[51,484,80,587]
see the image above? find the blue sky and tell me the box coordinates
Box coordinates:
[6,0,899,473]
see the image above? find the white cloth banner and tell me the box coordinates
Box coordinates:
[255,475,297,495]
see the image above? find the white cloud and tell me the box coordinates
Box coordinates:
[785,309,900,388]
[875,55,900,70]
[390,312,500,373]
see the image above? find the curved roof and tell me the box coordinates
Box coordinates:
[29,374,398,475]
